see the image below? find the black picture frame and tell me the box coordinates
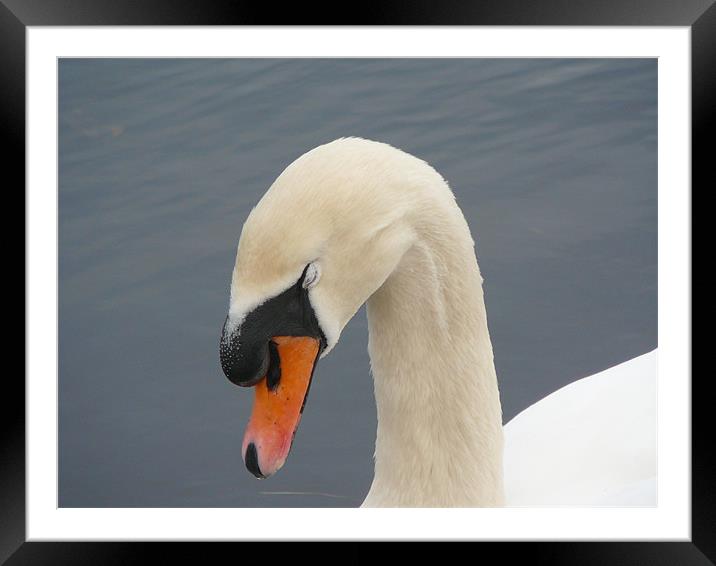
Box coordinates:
[5,0,707,562]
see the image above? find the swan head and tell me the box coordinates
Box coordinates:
[219,138,425,478]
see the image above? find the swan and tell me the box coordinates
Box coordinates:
[219,137,656,507]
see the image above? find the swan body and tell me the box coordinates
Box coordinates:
[221,137,656,507]
[504,350,656,506]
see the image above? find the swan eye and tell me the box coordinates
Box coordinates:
[302,262,321,289]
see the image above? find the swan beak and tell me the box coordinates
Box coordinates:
[241,336,321,479]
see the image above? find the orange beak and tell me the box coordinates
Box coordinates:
[241,336,320,478]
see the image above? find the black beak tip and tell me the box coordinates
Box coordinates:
[244,442,266,479]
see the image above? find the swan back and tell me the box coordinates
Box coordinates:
[503,350,657,506]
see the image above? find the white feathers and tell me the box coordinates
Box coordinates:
[503,350,657,507]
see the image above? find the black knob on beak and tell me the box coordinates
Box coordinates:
[219,266,326,389]
[219,316,269,387]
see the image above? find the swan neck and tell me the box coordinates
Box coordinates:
[362,212,505,507]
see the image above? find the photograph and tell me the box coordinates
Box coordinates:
[57,57,657,509]
[6,6,705,560]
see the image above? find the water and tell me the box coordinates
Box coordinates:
[58,58,657,507]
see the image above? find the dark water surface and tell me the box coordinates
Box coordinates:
[59,59,657,507]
